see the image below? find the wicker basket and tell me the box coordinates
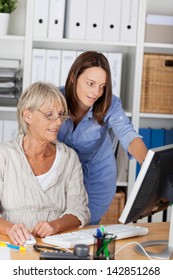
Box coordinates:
[100,191,126,225]
[140,54,173,114]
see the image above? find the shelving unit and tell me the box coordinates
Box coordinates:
[0,0,173,202]
[128,0,173,197]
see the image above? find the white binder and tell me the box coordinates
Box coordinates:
[31,49,46,83]
[45,49,61,86]
[107,52,122,98]
[65,0,87,40]
[86,0,104,41]
[0,120,3,143]
[120,0,139,42]
[3,120,18,142]
[48,0,66,39]
[102,0,122,42]
[60,50,77,86]
[33,0,49,38]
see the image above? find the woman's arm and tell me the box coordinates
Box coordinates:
[0,218,14,235]
[128,137,148,165]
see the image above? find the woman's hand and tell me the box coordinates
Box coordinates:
[33,215,81,238]
[7,223,30,245]
[32,221,57,238]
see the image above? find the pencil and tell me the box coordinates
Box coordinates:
[0,242,26,251]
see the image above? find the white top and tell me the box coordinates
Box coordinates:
[36,146,61,191]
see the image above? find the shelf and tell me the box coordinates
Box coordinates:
[0,36,25,60]
[144,43,173,54]
[0,35,25,42]
[33,38,136,51]
[140,113,173,119]
[0,106,17,112]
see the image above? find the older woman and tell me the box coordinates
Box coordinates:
[0,82,90,245]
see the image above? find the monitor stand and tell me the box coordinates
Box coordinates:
[134,205,173,259]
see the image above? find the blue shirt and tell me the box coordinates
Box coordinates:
[58,87,140,223]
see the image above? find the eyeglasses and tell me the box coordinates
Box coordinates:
[37,109,70,122]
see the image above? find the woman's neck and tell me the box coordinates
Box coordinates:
[22,135,56,176]
[71,102,90,128]
[22,135,55,159]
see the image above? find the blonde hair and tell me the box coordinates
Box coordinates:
[17,82,68,134]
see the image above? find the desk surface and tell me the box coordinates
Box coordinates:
[0,222,171,260]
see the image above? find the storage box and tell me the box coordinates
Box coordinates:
[100,191,126,224]
[145,15,173,44]
[140,54,173,114]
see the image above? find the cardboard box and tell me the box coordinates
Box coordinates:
[145,14,173,44]
[100,191,126,224]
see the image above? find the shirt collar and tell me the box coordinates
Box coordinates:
[83,106,93,120]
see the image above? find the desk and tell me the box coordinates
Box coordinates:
[0,222,171,260]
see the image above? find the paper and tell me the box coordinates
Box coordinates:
[0,247,11,260]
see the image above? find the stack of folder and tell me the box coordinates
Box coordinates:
[33,0,139,43]
[65,0,139,42]
[0,69,16,99]
[31,49,123,98]
[33,0,66,39]
[136,128,173,177]
[0,60,22,107]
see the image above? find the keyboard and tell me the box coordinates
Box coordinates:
[42,224,149,248]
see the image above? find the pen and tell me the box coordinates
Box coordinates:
[96,237,113,257]
[99,225,105,235]
[96,234,116,259]
[96,228,102,237]
[0,242,26,251]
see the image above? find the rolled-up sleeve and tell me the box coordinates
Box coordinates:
[107,96,142,158]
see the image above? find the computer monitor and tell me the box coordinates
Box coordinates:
[119,144,173,259]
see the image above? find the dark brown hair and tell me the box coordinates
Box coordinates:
[65,51,112,125]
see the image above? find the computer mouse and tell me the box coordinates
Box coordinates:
[24,234,36,246]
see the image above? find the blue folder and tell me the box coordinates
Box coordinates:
[150,128,165,148]
[164,129,173,145]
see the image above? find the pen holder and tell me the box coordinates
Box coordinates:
[93,233,116,260]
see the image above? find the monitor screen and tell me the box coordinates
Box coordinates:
[119,144,173,259]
